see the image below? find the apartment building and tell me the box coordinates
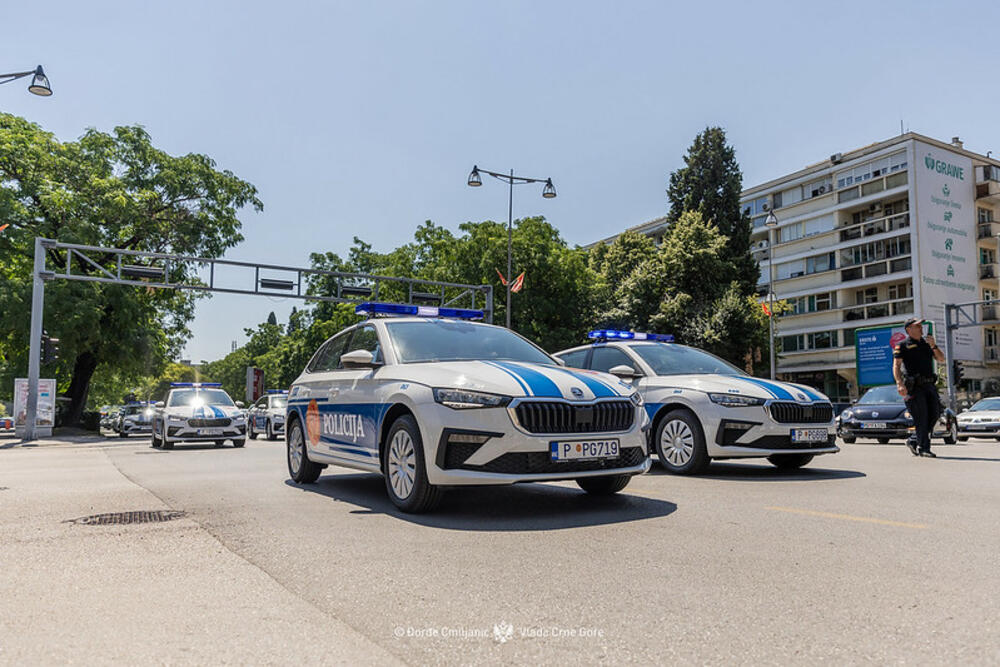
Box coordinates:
[591,133,1000,401]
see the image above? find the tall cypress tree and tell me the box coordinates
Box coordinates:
[667,127,759,294]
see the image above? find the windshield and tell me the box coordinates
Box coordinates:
[384,320,554,364]
[970,398,1000,411]
[124,406,143,415]
[858,385,904,405]
[630,343,744,376]
[168,389,235,408]
[270,397,287,409]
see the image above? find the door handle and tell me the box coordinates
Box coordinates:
[327,388,339,399]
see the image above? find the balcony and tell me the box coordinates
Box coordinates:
[982,264,998,280]
[987,346,1000,363]
[980,222,1000,240]
[838,212,910,243]
[984,305,998,320]
[976,165,1000,204]
[842,299,913,322]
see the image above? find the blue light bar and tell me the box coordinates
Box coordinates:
[170,382,223,388]
[266,389,288,394]
[587,329,674,342]
[355,302,484,320]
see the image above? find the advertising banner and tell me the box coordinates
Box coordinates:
[246,367,264,403]
[13,378,56,437]
[855,321,934,387]
[913,140,982,360]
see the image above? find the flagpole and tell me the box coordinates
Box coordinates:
[507,169,513,329]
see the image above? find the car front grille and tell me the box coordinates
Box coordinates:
[768,402,834,424]
[443,443,646,474]
[187,418,232,427]
[514,400,634,434]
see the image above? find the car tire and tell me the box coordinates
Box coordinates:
[119,431,128,438]
[841,435,856,444]
[653,408,709,475]
[383,414,441,513]
[958,436,969,442]
[942,422,958,445]
[266,420,277,441]
[767,453,814,470]
[214,440,225,447]
[287,419,322,484]
[248,420,258,440]
[161,440,174,450]
[576,474,631,495]
[877,438,890,444]
[232,439,245,448]
[151,427,161,449]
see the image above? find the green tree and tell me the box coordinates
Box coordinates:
[0,113,261,423]
[667,127,758,294]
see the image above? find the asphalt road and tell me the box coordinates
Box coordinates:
[2,432,1000,665]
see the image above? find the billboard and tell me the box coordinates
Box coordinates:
[246,367,264,403]
[912,140,982,361]
[855,321,934,387]
[13,378,56,437]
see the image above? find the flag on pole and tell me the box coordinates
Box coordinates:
[510,272,525,293]
[495,269,508,286]
[761,301,771,316]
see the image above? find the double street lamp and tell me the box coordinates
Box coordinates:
[467,165,556,328]
[0,65,52,96]
[764,210,779,380]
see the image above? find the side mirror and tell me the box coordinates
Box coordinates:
[553,356,567,367]
[155,401,165,408]
[608,364,639,380]
[341,349,380,369]
[235,401,245,408]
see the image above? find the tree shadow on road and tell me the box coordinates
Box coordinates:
[284,474,677,531]
[647,460,866,482]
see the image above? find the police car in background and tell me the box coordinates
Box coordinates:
[285,303,650,513]
[116,402,154,438]
[554,331,839,474]
[151,383,247,449]
[248,390,287,440]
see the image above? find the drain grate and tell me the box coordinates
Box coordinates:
[65,510,187,526]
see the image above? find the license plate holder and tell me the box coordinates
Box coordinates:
[791,428,828,443]
[198,428,223,436]
[861,422,887,430]
[550,439,620,461]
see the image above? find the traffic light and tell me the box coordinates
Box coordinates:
[41,330,60,364]
[952,360,965,384]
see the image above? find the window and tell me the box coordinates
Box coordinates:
[889,151,907,172]
[981,248,997,265]
[779,223,804,243]
[806,253,835,274]
[781,185,803,207]
[803,215,834,237]
[776,259,805,280]
[979,207,995,223]
[837,151,907,188]
[772,191,783,209]
[808,331,837,349]
[307,330,352,372]
[890,257,912,273]
[987,329,998,347]
[856,287,878,305]
[803,178,832,199]
[886,171,908,189]
[348,325,383,363]
[838,187,860,203]
[557,348,589,369]
[815,293,833,311]
[888,282,911,300]
[589,347,637,374]
[385,320,553,364]
[781,335,805,352]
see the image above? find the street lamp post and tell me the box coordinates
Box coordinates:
[0,65,52,96]
[467,165,556,328]
[764,210,779,380]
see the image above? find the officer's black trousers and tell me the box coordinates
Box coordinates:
[905,383,941,453]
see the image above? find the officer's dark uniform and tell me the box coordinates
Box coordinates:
[893,329,941,455]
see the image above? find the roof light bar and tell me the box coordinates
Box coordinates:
[587,329,674,342]
[354,302,484,320]
[170,382,223,387]
[266,389,289,394]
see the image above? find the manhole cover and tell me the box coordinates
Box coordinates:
[64,510,187,526]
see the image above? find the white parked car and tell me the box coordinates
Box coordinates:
[957,397,1000,441]
[151,383,247,449]
[554,331,839,474]
[248,390,287,440]
[285,303,650,513]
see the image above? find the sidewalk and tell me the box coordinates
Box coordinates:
[0,428,135,450]
[0,445,402,665]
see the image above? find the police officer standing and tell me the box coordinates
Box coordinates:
[892,318,946,457]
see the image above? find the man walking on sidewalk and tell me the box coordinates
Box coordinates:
[893,318,946,458]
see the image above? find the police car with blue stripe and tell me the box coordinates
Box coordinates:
[554,331,839,474]
[285,303,650,513]
[151,383,248,450]
[248,390,287,440]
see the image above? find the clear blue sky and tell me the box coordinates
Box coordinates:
[5,0,999,361]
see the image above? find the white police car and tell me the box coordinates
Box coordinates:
[116,402,154,437]
[151,383,247,449]
[554,331,839,474]
[285,303,650,513]
[248,390,287,440]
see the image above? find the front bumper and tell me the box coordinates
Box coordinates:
[420,401,650,486]
[840,420,910,439]
[958,422,1000,435]
[698,405,839,458]
[162,421,246,442]
[121,422,152,435]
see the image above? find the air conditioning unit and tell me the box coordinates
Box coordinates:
[830,152,844,164]
[762,203,770,211]
[869,203,883,213]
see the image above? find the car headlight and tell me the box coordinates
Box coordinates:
[841,410,853,420]
[433,388,511,409]
[903,411,912,420]
[708,393,766,407]
[629,392,643,407]
[168,415,186,423]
